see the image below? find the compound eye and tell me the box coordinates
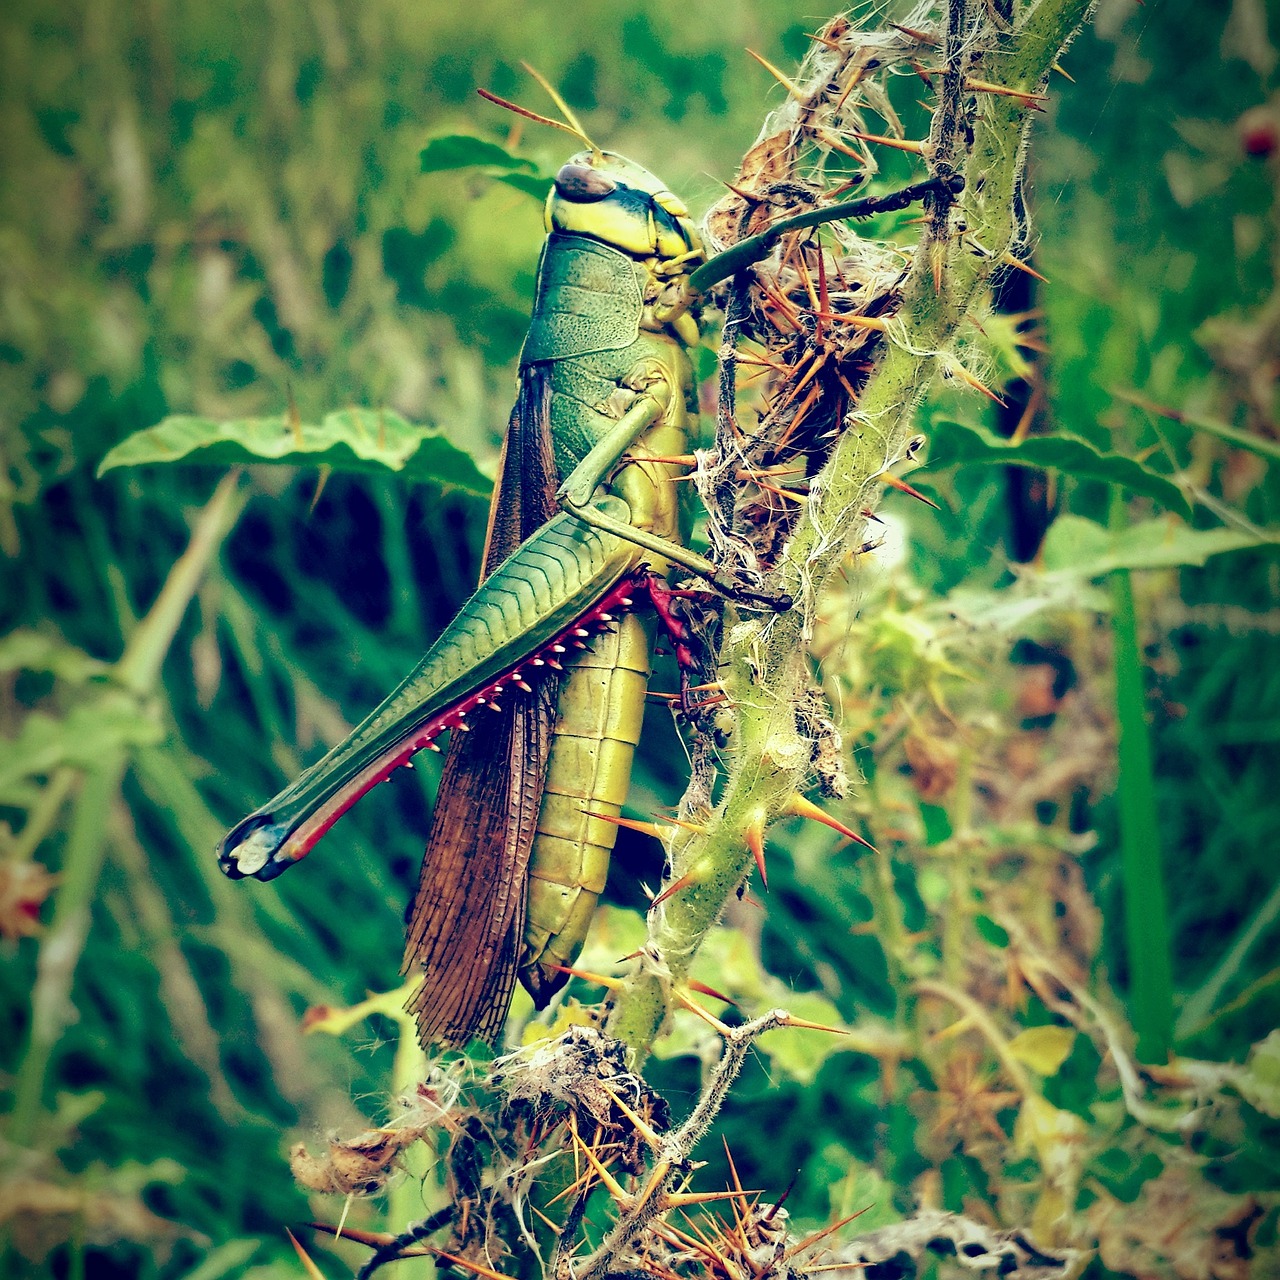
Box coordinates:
[553,163,617,202]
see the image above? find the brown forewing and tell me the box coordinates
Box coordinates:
[404,370,562,1046]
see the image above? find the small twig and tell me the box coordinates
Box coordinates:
[355,1206,455,1280]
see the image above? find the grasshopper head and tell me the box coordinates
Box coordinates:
[548,150,703,265]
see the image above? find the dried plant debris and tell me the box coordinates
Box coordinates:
[696,9,965,576]
[496,1025,671,1174]
[818,1209,1086,1280]
[289,1122,431,1197]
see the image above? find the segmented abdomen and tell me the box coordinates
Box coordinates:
[520,610,653,1002]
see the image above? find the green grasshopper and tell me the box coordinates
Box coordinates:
[218,87,959,1047]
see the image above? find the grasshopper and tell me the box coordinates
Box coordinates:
[218,87,959,1047]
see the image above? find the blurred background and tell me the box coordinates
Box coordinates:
[2,0,1277,1276]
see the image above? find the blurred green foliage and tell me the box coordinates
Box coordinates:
[2,0,1278,1276]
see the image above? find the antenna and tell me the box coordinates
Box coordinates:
[476,64,602,161]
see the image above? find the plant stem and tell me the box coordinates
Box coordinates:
[1110,552,1174,1062]
[606,0,1096,1062]
[10,751,127,1148]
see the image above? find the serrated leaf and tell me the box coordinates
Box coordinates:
[97,409,492,497]
[1040,514,1267,577]
[923,418,1193,518]
[419,134,538,174]
[1008,1025,1076,1076]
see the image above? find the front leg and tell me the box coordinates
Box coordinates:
[556,383,792,611]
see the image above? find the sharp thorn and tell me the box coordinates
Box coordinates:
[875,471,947,509]
[674,989,731,1035]
[652,869,698,909]
[889,21,941,45]
[582,810,672,841]
[285,1230,328,1280]
[663,1189,758,1209]
[685,977,736,1005]
[568,1127,629,1202]
[544,962,624,991]
[845,128,929,156]
[599,1083,664,1148]
[427,1246,520,1280]
[777,1011,849,1036]
[743,817,768,890]
[778,1206,872,1264]
[998,251,1049,283]
[745,48,802,98]
[965,77,1048,106]
[784,795,877,851]
[946,362,1007,406]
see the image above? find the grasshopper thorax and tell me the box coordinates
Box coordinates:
[547,150,703,267]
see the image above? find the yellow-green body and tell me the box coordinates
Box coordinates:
[218,149,707,1042]
[515,213,698,997]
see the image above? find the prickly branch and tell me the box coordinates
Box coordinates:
[607,0,1096,1057]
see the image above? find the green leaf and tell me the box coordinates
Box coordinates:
[419,134,537,174]
[0,695,163,803]
[1236,1029,1280,1117]
[97,409,492,497]
[923,418,1193,518]
[974,914,1010,948]
[1007,1025,1075,1076]
[919,802,952,846]
[494,171,553,201]
[1040,515,1268,577]
[0,630,108,684]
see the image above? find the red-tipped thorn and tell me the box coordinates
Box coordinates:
[784,795,878,853]
[875,469,941,510]
[652,869,698,909]
[743,817,768,890]
[687,978,737,1005]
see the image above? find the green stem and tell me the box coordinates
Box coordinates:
[11,752,127,1147]
[1110,554,1174,1063]
[606,0,1095,1061]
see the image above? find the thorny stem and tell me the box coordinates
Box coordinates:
[570,1010,796,1280]
[606,0,1096,1060]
